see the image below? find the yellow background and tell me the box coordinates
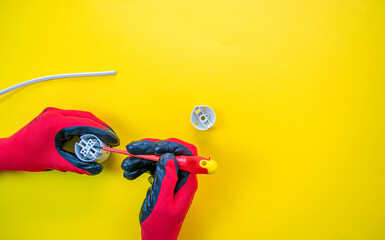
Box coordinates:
[0,0,384,239]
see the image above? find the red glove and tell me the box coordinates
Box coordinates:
[0,107,119,175]
[121,138,198,240]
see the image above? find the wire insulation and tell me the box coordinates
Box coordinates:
[0,71,116,96]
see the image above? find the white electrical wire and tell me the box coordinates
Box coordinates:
[0,71,116,96]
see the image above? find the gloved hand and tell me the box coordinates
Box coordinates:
[121,138,198,240]
[0,107,119,175]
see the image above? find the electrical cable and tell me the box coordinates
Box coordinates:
[0,71,116,96]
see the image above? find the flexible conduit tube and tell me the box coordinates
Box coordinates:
[0,71,116,96]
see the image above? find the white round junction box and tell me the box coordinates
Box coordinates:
[74,134,110,163]
[191,106,216,130]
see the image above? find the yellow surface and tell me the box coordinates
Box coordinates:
[0,0,384,239]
